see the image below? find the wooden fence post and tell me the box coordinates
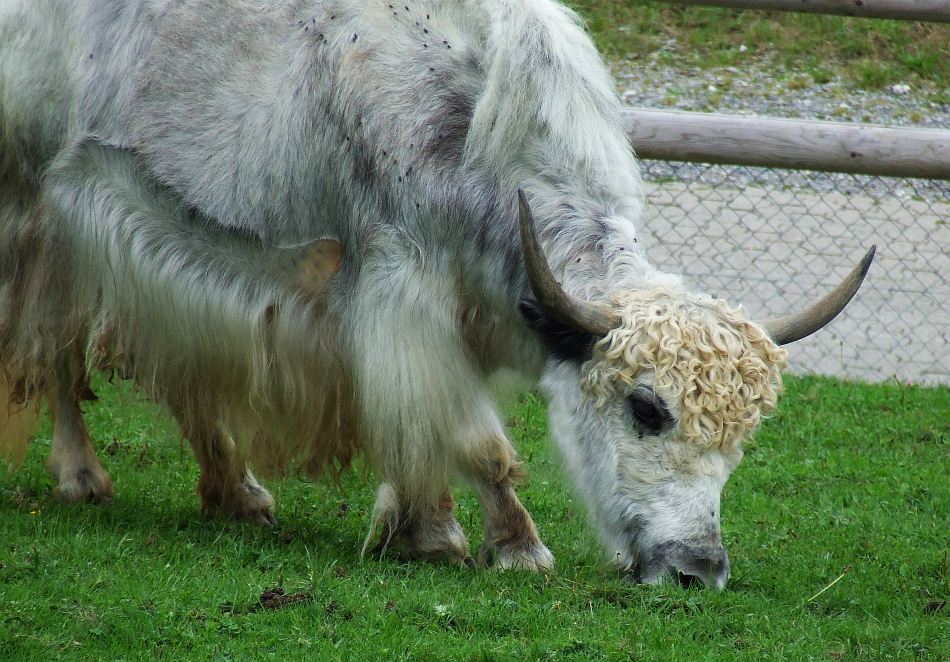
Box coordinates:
[624,108,950,179]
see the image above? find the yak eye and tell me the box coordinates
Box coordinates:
[628,388,670,435]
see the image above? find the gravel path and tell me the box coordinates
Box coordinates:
[612,53,950,129]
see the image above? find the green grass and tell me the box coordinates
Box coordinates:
[2,376,947,659]
[569,0,950,91]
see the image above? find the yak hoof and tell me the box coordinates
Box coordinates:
[54,466,114,503]
[199,477,277,526]
[365,483,471,565]
[404,516,471,565]
[371,516,471,566]
[225,481,278,527]
[479,538,554,572]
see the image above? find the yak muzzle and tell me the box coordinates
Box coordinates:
[637,541,731,591]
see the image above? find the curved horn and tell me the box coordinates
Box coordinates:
[518,190,619,336]
[762,245,876,345]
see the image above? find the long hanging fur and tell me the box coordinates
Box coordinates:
[0,159,48,468]
[11,140,361,479]
[0,373,39,472]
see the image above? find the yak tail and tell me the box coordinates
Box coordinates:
[0,371,40,472]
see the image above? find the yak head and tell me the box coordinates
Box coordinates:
[517,191,875,590]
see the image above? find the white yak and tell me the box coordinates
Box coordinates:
[0,0,873,588]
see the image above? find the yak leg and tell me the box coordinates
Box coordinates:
[349,252,548,567]
[184,422,277,526]
[366,482,470,565]
[458,429,554,572]
[348,252,478,564]
[46,368,113,503]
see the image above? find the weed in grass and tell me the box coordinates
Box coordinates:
[785,73,813,91]
[807,66,834,85]
[930,90,950,106]
[854,59,899,90]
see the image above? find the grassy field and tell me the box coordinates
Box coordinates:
[569,0,950,93]
[1,375,947,660]
[1,7,948,658]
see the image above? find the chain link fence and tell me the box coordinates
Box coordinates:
[639,160,950,385]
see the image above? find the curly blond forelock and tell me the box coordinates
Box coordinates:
[583,288,788,449]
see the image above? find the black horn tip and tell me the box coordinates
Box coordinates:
[859,245,877,279]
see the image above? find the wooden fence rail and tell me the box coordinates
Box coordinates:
[624,108,950,179]
[649,0,950,22]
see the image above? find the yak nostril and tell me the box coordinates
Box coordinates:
[686,554,730,591]
[675,571,699,589]
[666,548,730,590]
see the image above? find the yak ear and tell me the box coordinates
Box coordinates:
[519,299,596,363]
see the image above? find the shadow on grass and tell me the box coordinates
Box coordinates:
[0,474,375,570]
